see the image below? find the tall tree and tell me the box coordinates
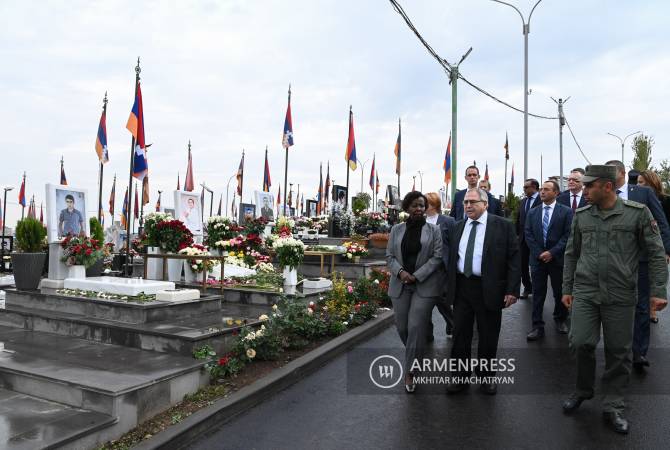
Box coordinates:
[631,134,654,171]
[657,159,670,194]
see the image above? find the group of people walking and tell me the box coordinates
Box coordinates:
[385,162,670,435]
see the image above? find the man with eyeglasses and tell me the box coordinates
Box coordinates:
[449,166,503,220]
[516,179,541,298]
[558,168,587,213]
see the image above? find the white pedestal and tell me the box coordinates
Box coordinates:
[68,265,86,279]
[146,247,164,280]
[40,279,65,289]
[303,278,332,289]
[155,289,200,302]
[48,242,69,280]
[63,277,175,296]
[282,267,298,286]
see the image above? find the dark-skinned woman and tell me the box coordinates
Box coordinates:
[386,191,444,392]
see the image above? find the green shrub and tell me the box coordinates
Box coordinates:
[15,218,46,252]
[89,217,104,243]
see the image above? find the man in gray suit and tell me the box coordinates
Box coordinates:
[386,191,444,392]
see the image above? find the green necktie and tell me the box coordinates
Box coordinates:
[464,221,479,277]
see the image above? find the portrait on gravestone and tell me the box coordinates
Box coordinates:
[163,208,175,219]
[387,185,400,208]
[239,203,256,225]
[306,200,317,218]
[46,184,89,242]
[254,191,274,221]
[174,191,202,235]
[332,185,347,210]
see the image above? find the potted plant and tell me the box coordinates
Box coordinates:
[272,236,305,286]
[343,241,369,263]
[60,235,104,279]
[11,217,47,290]
[86,217,105,276]
[205,216,239,255]
[154,219,194,281]
[368,232,390,249]
[179,243,218,283]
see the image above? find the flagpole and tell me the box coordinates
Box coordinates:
[396,118,401,196]
[283,85,291,216]
[125,57,140,277]
[345,105,352,211]
[240,149,245,210]
[97,92,108,223]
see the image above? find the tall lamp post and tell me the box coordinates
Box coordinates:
[358,158,370,194]
[225,173,236,218]
[417,170,424,192]
[201,183,214,218]
[1,186,14,273]
[607,131,641,165]
[491,0,544,182]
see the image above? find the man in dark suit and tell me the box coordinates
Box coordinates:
[557,169,587,212]
[450,166,503,220]
[445,188,521,395]
[524,180,573,340]
[607,160,670,371]
[515,179,541,298]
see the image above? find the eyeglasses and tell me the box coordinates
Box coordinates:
[567,178,581,182]
[463,200,484,205]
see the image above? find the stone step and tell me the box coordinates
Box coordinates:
[299,259,386,280]
[0,325,207,447]
[0,387,115,450]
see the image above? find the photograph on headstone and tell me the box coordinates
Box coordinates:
[46,183,89,241]
[238,203,256,225]
[254,190,274,221]
[174,190,202,235]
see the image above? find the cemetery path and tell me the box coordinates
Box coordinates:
[188,297,670,450]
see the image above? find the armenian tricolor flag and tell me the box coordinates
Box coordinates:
[95,95,109,163]
[18,175,26,207]
[126,82,148,180]
[443,133,452,185]
[121,187,128,228]
[263,147,272,192]
[345,106,357,170]
[369,155,376,190]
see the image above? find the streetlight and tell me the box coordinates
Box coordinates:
[1,186,14,273]
[417,171,424,192]
[607,131,641,164]
[201,183,214,218]
[491,0,544,182]
[358,158,370,194]
[225,173,236,218]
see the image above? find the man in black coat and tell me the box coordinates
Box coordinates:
[450,166,503,220]
[444,188,521,395]
[557,169,587,212]
[607,160,670,371]
[515,179,541,298]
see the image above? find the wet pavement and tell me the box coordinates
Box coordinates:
[189,295,670,449]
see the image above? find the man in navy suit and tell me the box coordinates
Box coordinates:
[515,179,542,298]
[607,160,670,371]
[450,166,503,220]
[557,169,587,212]
[524,180,573,340]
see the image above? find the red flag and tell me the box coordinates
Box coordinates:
[126,81,148,181]
[184,142,195,192]
[282,86,294,149]
[276,184,281,216]
[504,132,509,160]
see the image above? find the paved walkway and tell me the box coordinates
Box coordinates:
[189,295,670,449]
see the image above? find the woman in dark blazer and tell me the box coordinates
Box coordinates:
[638,170,670,323]
[386,191,444,392]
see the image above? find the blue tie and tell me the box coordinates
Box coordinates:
[542,205,550,246]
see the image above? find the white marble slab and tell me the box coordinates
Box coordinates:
[63,277,175,296]
[155,289,200,302]
[303,278,332,289]
[40,278,65,289]
[0,275,14,287]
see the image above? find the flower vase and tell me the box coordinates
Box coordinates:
[183,263,201,283]
[353,256,361,264]
[282,266,298,286]
[146,246,163,280]
[167,258,183,282]
[68,265,86,279]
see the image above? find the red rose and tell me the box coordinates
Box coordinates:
[86,249,92,255]
[218,357,229,366]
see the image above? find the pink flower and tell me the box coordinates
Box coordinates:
[347,286,353,294]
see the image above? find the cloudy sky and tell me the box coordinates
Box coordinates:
[1,0,668,228]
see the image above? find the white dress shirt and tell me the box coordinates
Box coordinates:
[541,200,557,226]
[426,214,438,225]
[457,211,488,276]
[617,184,629,200]
[569,190,583,208]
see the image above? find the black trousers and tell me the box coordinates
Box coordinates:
[520,241,533,293]
[451,274,502,379]
[530,261,568,328]
[428,300,454,337]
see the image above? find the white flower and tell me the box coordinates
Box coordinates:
[374,279,380,284]
[272,304,278,311]
[309,301,315,307]
[246,348,256,359]
[307,308,313,315]
[346,253,352,259]
[258,314,269,321]
[342,321,348,326]
[244,331,257,341]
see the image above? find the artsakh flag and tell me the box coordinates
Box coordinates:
[345,107,357,170]
[95,101,109,163]
[443,132,452,185]
[121,187,128,229]
[109,176,116,217]
[18,176,26,207]
[394,119,401,176]
[263,148,272,192]
[282,87,294,149]
[126,82,148,181]
[369,155,376,190]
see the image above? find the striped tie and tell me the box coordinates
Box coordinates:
[542,206,551,246]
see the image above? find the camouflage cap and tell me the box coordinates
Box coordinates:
[581,164,617,183]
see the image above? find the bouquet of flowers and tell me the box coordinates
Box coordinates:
[332,209,355,236]
[206,216,241,248]
[274,217,295,237]
[272,237,305,269]
[60,235,104,268]
[179,244,218,273]
[225,251,251,268]
[244,216,269,236]
[311,217,329,233]
[354,211,387,234]
[154,219,194,253]
[143,212,172,247]
[294,217,313,230]
[343,241,369,259]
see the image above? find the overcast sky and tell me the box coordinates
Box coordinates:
[1,0,669,228]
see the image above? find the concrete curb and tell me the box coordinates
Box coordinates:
[133,309,395,450]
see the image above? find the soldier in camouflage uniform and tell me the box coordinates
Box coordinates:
[561,165,668,434]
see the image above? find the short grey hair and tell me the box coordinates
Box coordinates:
[465,188,488,202]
